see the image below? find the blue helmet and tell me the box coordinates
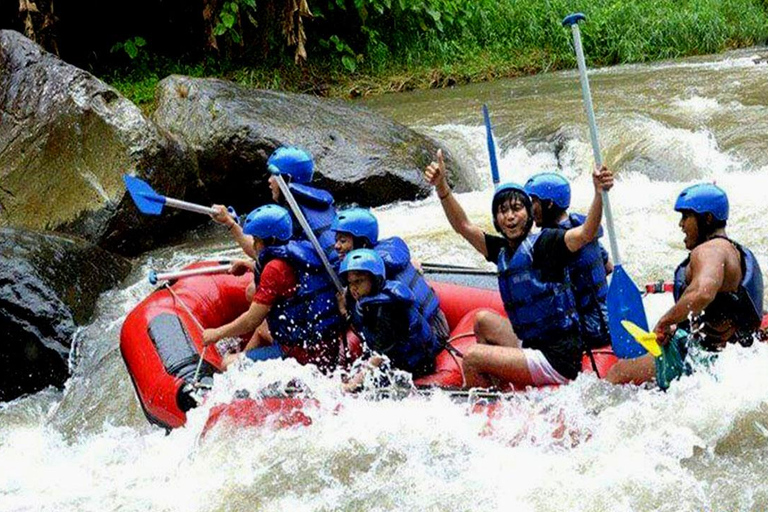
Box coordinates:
[242,204,293,241]
[674,183,729,221]
[267,147,314,184]
[331,208,379,246]
[492,182,533,235]
[493,181,528,200]
[524,172,571,209]
[339,248,386,282]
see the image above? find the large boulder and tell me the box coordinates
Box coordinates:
[153,75,468,211]
[0,228,131,401]
[0,30,202,256]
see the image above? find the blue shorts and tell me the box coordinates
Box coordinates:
[245,344,285,362]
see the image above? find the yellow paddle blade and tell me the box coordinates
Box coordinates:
[620,320,662,357]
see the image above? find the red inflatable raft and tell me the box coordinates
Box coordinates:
[121,261,622,430]
[120,262,252,428]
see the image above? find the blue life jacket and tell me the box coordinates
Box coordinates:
[352,281,440,376]
[259,240,345,347]
[374,236,441,325]
[497,232,579,348]
[559,213,611,348]
[288,183,339,264]
[673,236,764,344]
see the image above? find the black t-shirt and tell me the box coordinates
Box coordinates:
[485,229,571,283]
[483,229,581,379]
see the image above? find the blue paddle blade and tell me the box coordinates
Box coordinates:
[123,175,165,215]
[562,13,586,27]
[607,264,649,358]
[482,104,500,185]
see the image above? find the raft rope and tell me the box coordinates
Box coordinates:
[164,283,209,389]
[443,331,472,388]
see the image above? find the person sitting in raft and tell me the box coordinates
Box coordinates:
[606,183,764,389]
[203,204,345,371]
[331,207,450,343]
[424,149,614,389]
[525,172,613,350]
[210,146,339,301]
[331,207,380,261]
[210,146,339,346]
[337,249,443,391]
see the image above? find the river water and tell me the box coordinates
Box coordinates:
[3,48,768,511]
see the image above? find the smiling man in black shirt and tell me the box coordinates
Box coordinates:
[424,150,614,389]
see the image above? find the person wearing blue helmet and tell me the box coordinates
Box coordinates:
[337,249,443,390]
[424,149,614,389]
[266,146,339,262]
[331,207,451,347]
[607,183,764,389]
[210,146,339,301]
[331,207,380,260]
[203,204,345,371]
[525,172,613,351]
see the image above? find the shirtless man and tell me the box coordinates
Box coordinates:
[607,183,764,387]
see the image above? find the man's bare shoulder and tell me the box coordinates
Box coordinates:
[689,238,739,274]
[691,237,734,258]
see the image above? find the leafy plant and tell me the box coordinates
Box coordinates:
[110,36,147,60]
[320,34,360,72]
[213,0,257,45]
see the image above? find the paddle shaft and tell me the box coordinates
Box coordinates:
[568,22,622,267]
[482,104,500,185]
[421,265,496,276]
[150,264,231,284]
[163,197,218,216]
[274,175,344,293]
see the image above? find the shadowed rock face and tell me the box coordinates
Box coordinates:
[153,75,468,213]
[0,30,202,256]
[0,228,131,401]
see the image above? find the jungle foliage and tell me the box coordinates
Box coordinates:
[4,0,768,103]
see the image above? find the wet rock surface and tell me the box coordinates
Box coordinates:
[0,30,202,256]
[153,75,467,212]
[0,228,131,401]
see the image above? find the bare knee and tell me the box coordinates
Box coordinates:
[473,310,495,341]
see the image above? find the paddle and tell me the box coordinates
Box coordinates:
[421,263,497,276]
[482,104,501,185]
[563,13,649,359]
[123,175,237,220]
[621,320,693,391]
[149,264,232,285]
[620,320,662,357]
[271,172,344,293]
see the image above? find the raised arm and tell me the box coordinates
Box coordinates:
[424,149,489,257]
[563,165,614,252]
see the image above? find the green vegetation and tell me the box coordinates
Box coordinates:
[104,0,768,109]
